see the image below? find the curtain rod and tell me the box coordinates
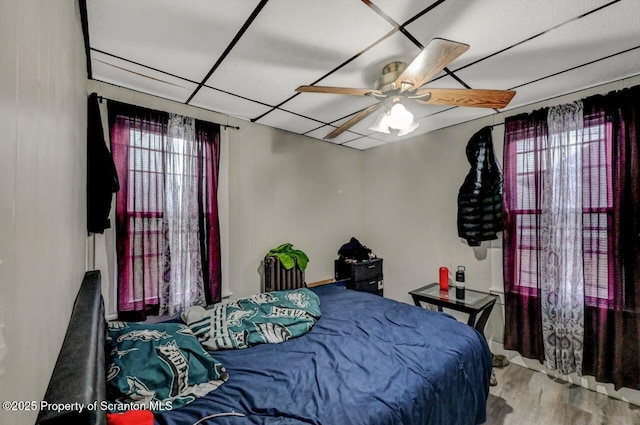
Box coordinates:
[95,95,241,131]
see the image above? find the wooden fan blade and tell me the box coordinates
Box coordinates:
[296,85,383,97]
[325,103,381,139]
[415,88,516,109]
[395,38,469,92]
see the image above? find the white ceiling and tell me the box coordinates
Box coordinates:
[86,0,640,150]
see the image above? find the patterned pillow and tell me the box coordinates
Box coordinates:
[106,322,228,412]
[182,288,321,350]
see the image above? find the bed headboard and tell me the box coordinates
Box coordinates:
[36,270,106,425]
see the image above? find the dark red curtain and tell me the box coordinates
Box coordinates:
[582,87,640,390]
[108,101,221,320]
[502,109,547,363]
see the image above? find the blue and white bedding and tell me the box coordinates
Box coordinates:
[154,284,492,425]
[182,288,321,351]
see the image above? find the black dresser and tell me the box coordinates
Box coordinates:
[335,258,383,296]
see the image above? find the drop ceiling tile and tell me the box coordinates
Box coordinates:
[204,0,394,106]
[87,0,261,81]
[405,0,612,70]
[505,48,640,111]
[415,107,494,134]
[343,137,388,150]
[369,0,442,25]
[189,85,273,120]
[364,126,429,144]
[456,0,640,93]
[257,109,323,135]
[304,126,361,145]
[90,51,197,103]
[317,32,422,89]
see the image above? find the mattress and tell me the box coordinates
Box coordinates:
[154,284,492,425]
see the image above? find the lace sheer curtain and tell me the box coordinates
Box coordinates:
[162,114,206,315]
[541,102,585,374]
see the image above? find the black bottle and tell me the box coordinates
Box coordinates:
[455,266,466,299]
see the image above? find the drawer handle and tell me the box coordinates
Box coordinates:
[368,281,376,285]
[367,265,375,269]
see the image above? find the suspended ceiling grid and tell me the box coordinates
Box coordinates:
[86,0,640,150]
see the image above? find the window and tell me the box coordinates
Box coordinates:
[581,118,613,307]
[109,102,221,320]
[126,126,165,306]
[503,86,640,390]
[507,116,613,307]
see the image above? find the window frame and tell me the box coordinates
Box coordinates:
[507,119,614,308]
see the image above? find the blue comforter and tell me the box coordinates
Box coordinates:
[154,285,491,425]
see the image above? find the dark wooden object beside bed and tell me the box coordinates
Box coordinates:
[334,257,384,296]
[36,270,106,425]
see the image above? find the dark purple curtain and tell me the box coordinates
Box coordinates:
[108,101,221,320]
[502,109,547,363]
[582,86,640,390]
[195,120,222,305]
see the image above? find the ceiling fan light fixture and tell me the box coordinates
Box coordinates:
[302,39,515,141]
[369,100,420,136]
[397,121,420,137]
[387,102,414,129]
[368,111,391,134]
[369,99,419,137]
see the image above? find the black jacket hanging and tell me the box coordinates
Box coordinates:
[87,93,119,233]
[457,126,503,246]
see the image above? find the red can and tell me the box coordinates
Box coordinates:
[439,267,449,290]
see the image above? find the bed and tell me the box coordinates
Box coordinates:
[37,271,492,425]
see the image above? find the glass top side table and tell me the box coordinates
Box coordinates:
[409,283,498,340]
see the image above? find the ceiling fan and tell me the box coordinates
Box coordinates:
[296,38,516,140]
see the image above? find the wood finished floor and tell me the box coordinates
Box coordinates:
[486,364,640,425]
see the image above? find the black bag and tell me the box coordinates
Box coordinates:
[338,237,371,261]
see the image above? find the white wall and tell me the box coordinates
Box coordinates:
[87,80,365,308]
[362,119,498,303]
[363,73,640,406]
[0,1,88,424]
[226,120,365,299]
